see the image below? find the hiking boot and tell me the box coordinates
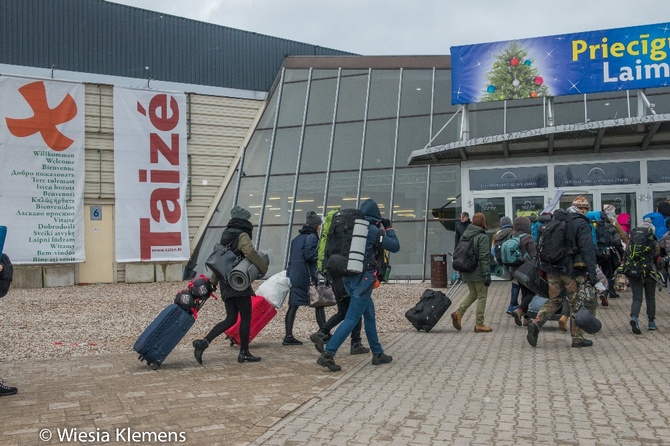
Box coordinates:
[599,294,609,307]
[192,339,209,365]
[558,315,569,332]
[350,342,370,355]
[451,311,462,331]
[506,305,518,315]
[317,352,341,372]
[474,325,492,333]
[310,331,326,353]
[526,322,539,347]
[371,353,393,365]
[512,308,524,327]
[238,349,261,363]
[522,317,532,326]
[609,289,620,298]
[649,321,658,330]
[0,379,18,396]
[282,336,303,346]
[571,339,593,348]
[630,317,642,335]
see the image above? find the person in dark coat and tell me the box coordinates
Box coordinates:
[192,205,268,365]
[510,216,540,327]
[283,211,326,345]
[454,212,471,245]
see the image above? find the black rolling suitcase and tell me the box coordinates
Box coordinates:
[405,278,462,332]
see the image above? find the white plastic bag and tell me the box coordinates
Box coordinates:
[256,270,291,309]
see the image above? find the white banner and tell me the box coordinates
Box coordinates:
[113,87,189,262]
[0,77,85,264]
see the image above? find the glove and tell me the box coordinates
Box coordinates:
[483,274,491,287]
[594,282,606,293]
[381,218,391,229]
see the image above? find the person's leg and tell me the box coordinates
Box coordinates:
[527,273,564,347]
[0,378,18,396]
[643,278,657,329]
[315,306,326,329]
[193,298,239,364]
[512,285,534,326]
[283,305,302,345]
[237,296,260,362]
[629,278,643,334]
[566,276,589,346]
[507,282,520,313]
[474,282,490,329]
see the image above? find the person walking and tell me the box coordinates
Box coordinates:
[450,212,493,333]
[192,205,269,365]
[283,211,327,345]
[317,198,400,372]
[492,215,520,314]
[625,221,660,334]
[526,196,606,349]
[455,212,471,245]
[509,216,540,327]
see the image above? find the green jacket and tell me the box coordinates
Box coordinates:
[460,223,490,283]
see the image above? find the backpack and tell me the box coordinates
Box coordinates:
[623,226,656,280]
[452,236,478,273]
[317,209,338,273]
[592,216,621,262]
[531,220,542,243]
[375,247,391,282]
[500,233,528,266]
[642,211,670,239]
[323,208,368,278]
[0,253,13,298]
[537,208,573,265]
[492,227,514,266]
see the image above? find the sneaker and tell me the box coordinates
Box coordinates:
[512,308,524,327]
[506,305,518,315]
[317,352,341,372]
[350,343,370,355]
[558,315,568,332]
[630,317,642,335]
[649,321,658,331]
[310,332,326,353]
[282,336,303,346]
[192,339,209,365]
[451,311,462,331]
[371,353,393,365]
[571,339,593,348]
[526,322,539,347]
[0,379,18,396]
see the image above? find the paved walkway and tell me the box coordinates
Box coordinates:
[2,283,670,445]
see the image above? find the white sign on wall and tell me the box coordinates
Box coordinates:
[0,77,85,264]
[113,87,189,262]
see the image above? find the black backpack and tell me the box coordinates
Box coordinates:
[537,209,573,265]
[593,216,621,262]
[323,208,366,277]
[0,253,14,298]
[623,226,656,280]
[452,236,478,273]
[492,227,514,266]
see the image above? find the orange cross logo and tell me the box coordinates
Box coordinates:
[5,81,78,152]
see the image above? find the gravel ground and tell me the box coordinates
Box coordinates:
[0,280,444,362]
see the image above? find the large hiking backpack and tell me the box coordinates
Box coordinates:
[623,226,656,280]
[501,233,528,267]
[452,236,478,273]
[323,208,368,277]
[592,215,621,262]
[492,227,514,266]
[537,208,573,265]
[0,253,14,298]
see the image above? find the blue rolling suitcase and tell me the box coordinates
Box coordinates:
[133,304,196,370]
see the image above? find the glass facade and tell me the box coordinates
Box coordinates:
[186,58,670,280]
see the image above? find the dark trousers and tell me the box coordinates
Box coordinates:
[630,277,656,321]
[205,295,252,350]
[516,284,535,313]
[285,304,326,338]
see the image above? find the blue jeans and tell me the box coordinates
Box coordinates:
[325,271,383,355]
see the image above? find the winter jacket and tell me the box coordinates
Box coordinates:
[455,219,471,245]
[511,216,536,272]
[218,218,268,300]
[286,225,319,306]
[360,199,400,272]
[460,223,490,283]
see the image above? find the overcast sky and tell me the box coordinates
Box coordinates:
[109,0,668,55]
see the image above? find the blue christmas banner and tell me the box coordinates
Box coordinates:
[451,22,670,104]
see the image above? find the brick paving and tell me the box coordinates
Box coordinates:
[2,282,670,445]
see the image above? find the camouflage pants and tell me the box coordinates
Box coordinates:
[536,274,595,341]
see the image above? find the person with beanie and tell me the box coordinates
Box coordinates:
[492,215,520,314]
[451,212,493,333]
[283,211,327,345]
[193,205,268,365]
[317,199,400,372]
[509,217,542,328]
[601,204,627,299]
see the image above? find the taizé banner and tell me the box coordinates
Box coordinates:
[451,22,670,104]
[0,77,85,264]
[113,87,189,262]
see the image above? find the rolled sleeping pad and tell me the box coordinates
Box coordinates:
[494,265,512,280]
[228,252,269,291]
[347,219,369,274]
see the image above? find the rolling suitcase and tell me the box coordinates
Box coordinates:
[405,279,462,332]
[225,295,277,345]
[133,304,196,370]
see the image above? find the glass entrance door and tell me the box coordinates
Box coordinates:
[511,196,545,220]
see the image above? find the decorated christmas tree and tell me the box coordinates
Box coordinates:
[482,41,549,102]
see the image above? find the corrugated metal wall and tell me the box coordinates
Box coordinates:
[0,0,353,92]
[82,83,263,282]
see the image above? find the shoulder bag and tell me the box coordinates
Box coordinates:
[205,243,242,283]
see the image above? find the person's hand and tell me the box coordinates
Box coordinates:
[594,282,606,293]
[381,218,391,229]
[483,274,491,287]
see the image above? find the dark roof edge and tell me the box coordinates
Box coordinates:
[283,55,451,70]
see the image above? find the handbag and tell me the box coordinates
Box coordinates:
[308,282,336,307]
[205,243,241,283]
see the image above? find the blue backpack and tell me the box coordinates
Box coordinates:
[500,233,529,266]
[642,212,669,239]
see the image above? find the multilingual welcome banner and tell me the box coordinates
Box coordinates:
[451,22,670,104]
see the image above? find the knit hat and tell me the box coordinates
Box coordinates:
[572,195,590,210]
[472,212,488,230]
[306,211,322,229]
[513,216,531,234]
[499,216,512,227]
[617,213,631,233]
[230,205,251,221]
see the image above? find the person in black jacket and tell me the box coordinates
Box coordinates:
[193,205,268,365]
[454,212,471,245]
[527,196,606,349]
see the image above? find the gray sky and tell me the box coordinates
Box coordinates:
[109,0,669,55]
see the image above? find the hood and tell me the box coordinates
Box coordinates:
[360,198,382,222]
[513,216,531,234]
